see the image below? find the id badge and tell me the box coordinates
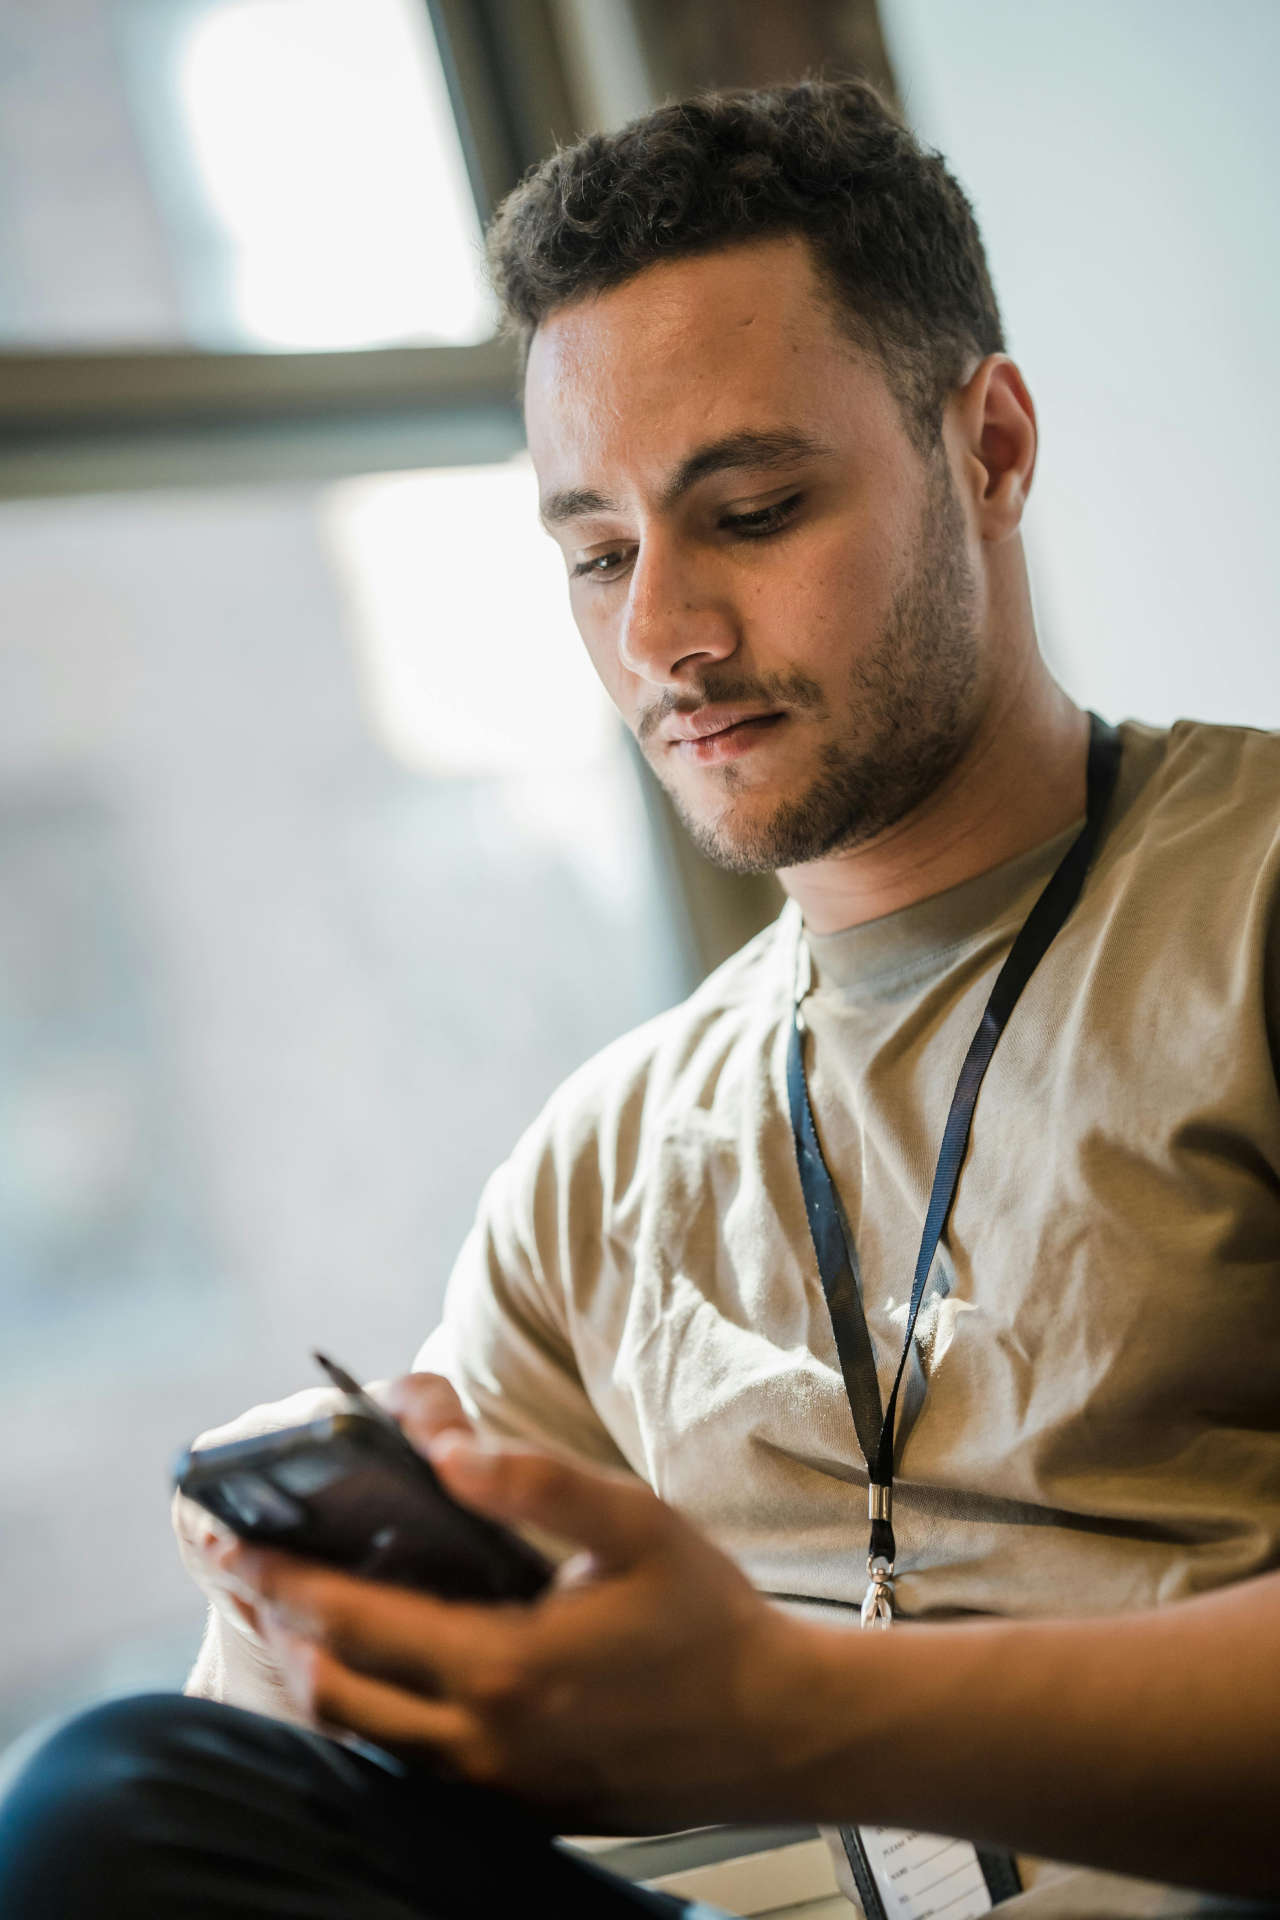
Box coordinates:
[840,1825,1019,1920]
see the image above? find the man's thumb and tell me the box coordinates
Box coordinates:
[427,1432,666,1571]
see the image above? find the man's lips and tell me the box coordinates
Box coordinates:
[661,708,787,764]
[661,706,783,743]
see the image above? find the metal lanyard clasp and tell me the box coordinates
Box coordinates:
[861,1482,895,1628]
[860,1553,894,1629]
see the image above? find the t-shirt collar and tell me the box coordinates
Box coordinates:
[801,820,1083,1000]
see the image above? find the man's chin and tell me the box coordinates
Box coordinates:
[671,792,834,876]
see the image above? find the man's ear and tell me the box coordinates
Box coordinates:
[951,354,1037,542]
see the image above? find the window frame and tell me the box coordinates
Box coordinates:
[0,0,578,499]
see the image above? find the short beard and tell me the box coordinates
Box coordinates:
[661,451,981,875]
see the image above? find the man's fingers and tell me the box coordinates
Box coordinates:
[261,1619,482,1763]
[426,1433,671,1571]
[229,1543,549,1705]
[172,1489,219,1563]
[370,1373,473,1455]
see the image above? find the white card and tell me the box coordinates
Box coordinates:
[857,1827,993,1920]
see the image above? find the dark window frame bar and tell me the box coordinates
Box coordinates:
[0,0,573,500]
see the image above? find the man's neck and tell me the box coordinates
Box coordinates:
[777,681,1090,935]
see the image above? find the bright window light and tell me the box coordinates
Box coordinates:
[175,0,495,349]
[322,458,618,777]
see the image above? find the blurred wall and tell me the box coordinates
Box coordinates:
[882,0,1280,727]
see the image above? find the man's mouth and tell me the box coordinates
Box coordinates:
[662,709,788,764]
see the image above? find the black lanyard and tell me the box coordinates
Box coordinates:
[787,713,1122,1623]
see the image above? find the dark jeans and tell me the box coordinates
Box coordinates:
[0,1693,725,1918]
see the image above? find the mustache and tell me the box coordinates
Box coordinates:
[635,669,825,746]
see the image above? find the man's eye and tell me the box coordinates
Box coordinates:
[721,493,803,538]
[572,549,630,581]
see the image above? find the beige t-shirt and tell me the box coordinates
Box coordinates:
[417,719,1280,1912]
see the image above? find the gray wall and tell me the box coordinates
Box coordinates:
[883,0,1280,727]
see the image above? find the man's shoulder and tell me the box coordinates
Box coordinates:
[514,905,798,1174]
[1119,715,1280,809]
[556,901,798,1112]
[1112,715,1280,864]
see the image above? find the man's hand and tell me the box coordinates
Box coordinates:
[216,1431,829,1834]
[173,1373,474,1718]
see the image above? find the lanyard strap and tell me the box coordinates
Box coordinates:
[788,714,1122,1593]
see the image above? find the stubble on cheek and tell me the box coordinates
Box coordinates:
[649,457,980,875]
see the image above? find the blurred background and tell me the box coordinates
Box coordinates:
[0,0,1276,1751]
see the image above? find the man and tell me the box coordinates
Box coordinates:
[1,77,1278,1919]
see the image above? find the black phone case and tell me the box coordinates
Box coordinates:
[174,1410,552,1602]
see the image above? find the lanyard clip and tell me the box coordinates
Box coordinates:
[862,1488,895,1627]
[860,1552,895,1630]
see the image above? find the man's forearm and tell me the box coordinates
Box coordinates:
[796,1569,1280,1896]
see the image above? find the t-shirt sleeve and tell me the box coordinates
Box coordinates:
[412,1115,637,1478]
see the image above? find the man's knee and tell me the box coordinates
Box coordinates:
[0,1695,194,1908]
[0,1692,363,1914]
[0,1691,533,1918]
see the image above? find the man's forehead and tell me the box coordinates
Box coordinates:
[523,239,885,497]
[526,239,839,400]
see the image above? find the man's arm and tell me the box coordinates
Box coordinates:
[800,1562,1280,1896]
[218,1427,1280,1900]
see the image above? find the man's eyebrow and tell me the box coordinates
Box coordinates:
[538,429,835,529]
[662,429,835,506]
[540,485,617,528]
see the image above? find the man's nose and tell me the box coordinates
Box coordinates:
[616,537,738,685]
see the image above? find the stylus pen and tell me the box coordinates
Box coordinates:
[312,1350,414,1448]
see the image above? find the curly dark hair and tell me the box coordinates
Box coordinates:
[486,77,1005,451]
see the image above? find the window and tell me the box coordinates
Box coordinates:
[0,0,691,1749]
[2,0,494,351]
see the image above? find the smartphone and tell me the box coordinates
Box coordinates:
[173,1404,553,1604]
